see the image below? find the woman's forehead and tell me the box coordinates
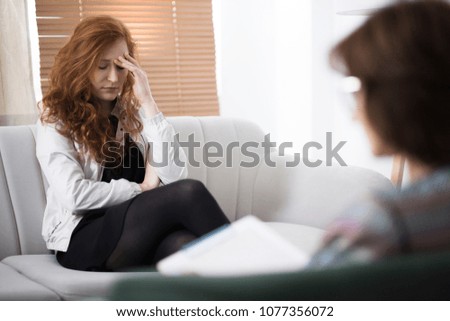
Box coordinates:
[100,39,129,60]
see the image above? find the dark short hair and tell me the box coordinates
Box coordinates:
[331,0,450,168]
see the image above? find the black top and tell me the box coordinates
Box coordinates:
[101,115,145,183]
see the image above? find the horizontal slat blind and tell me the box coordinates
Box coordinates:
[35,0,219,116]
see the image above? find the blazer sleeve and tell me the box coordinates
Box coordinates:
[36,120,142,213]
[140,112,188,185]
[306,197,399,269]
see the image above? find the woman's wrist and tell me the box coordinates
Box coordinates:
[139,180,160,192]
[139,182,151,192]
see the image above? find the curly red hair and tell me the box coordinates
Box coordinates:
[41,16,143,164]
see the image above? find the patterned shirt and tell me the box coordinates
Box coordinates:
[307,166,450,269]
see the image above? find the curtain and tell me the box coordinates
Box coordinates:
[35,0,219,116]
[0,0,37,125]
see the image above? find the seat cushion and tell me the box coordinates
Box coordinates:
[1,223,323,300]
[265,222,324,255]
[2,255,158,300]
[0,262,59,300]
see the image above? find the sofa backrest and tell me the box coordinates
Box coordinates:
[0,116,393,260]
[0,125,48,259]
[251,155,394,228]
[0,117,267,259]
[168,116,267,221]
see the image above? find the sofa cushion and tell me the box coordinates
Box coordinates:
[2,223,322,300]
[2,255,157,300]
[266,222,324,255]
[0,262,59,300]
[253,156,394,228]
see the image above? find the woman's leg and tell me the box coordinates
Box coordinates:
[105,179,229,270]
[152,229,197,263]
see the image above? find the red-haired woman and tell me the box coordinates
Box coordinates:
[36,16,229,271]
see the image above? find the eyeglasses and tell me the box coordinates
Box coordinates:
[338,76,362,114]
[340,76,361,94]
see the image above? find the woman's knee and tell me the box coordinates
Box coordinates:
[174,179,207,196]
[167,179,209,203]
[136,179,214,212]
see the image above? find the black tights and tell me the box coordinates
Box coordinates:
[104,179,230,271]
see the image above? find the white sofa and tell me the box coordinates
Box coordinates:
[0,116,392,300]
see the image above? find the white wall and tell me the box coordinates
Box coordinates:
[213,0,396,178]
[213,0,312,148]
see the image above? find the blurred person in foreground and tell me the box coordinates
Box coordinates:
[308,0,450,268]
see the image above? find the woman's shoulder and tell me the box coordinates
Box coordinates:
[36,114,77,154]
[36,103,63,129]
[36,115,64,135]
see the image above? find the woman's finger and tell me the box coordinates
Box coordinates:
[115,55,153,104]
[114,58,144,80]
[115,56,137,71]
[124,53,140,66]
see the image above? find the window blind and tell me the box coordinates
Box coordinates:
[35,0,219,116]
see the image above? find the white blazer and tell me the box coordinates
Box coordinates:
[36,107,187,252]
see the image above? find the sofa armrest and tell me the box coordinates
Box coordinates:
[109,251,450,301]
[250,154,394,229]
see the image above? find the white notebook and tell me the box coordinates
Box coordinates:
[156,215,310,276]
